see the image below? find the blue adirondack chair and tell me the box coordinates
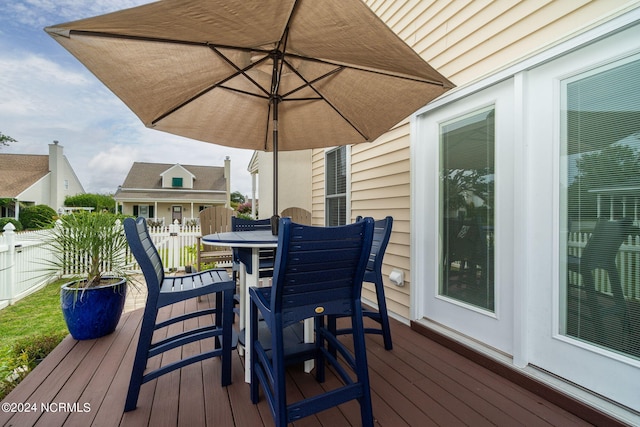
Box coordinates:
[249,217,375,427]
[123,217,236,412]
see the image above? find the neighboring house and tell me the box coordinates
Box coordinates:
[248,149,313,218]
[254,1,640,422]
[0,141,85,219]
[114,158,231,224]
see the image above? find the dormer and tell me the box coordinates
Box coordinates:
[160,164,195,189]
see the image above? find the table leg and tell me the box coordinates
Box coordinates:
[304,319,314,373]
[242,248,261,383]
[237,263,246,357]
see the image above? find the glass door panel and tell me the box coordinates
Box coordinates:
[561,55,640,359]
[440,107,495,311]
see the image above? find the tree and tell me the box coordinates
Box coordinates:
[567,144,640,221]
[230,191,246,204]
[0,132,17,148]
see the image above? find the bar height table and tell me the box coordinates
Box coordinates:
[202,230,314,382]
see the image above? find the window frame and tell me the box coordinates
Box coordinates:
[325,146,350,226]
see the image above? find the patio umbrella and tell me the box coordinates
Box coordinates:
[45,0,454,214]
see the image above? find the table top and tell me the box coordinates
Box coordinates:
[202,229,278,248]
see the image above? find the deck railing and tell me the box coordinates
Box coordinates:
[0,221,203,309]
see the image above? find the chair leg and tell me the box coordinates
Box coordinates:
[373,277,393,350]
[124,306,158,412]
[351,308,374,427]
[221,289,233,387]
[326,315,338,360]
[315,316,326,383]
[249,302,260,403]
[272,327,288,427]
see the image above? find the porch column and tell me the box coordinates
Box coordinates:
[251,172,257,218]
[610,196,614,220]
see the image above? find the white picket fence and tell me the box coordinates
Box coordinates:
[3,223,640,310]
[567,232,640,300]
[0,221,202,310]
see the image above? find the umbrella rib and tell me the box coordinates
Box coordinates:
[218,86,270,100]
[152,53,273,125]
[281,62,369,140]
[208,45,271,98]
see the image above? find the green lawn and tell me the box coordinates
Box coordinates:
[0,279,70,399]
[0,279,68,347]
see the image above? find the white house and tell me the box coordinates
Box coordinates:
[114,158,231,225]
[0,141,85,219]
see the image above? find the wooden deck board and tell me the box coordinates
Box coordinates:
[1,298,605,427]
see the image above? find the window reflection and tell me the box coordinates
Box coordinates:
[440,107,495,311]
[563,56,640,359]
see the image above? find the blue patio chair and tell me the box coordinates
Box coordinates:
[123,217,236,412]
[249,217,375,427]
[567,217,634,342]
[329,216,394,350]
[231,217,275,280]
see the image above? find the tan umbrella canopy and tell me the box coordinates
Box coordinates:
[45,0,453,213]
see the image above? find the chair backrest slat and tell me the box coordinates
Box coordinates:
[231,217,271,231]
[356,216,393,274]
[200,206,233,235]
[124,217,164,295]
[272,218,374,324]
[280,207,312,225]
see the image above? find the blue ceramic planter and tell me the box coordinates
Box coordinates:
[60,278,127,340]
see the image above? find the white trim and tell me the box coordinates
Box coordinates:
[512,71,529,368]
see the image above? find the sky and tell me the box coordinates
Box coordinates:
[0,0,255,197]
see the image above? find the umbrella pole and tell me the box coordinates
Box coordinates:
[269,97,280,235]
[273,97,279,216]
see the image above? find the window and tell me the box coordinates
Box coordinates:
[326,146,347,226]
[172,177,183,187]
[561,55,640,359]
[133,205,153,218]
[440,107,495,311]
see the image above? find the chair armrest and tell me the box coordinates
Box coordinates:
[249,286,272,316]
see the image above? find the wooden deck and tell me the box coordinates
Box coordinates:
[0,295,614,426]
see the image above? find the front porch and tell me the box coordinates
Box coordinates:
[0,294,617,426]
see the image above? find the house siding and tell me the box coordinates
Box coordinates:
[256,150,312,219]
[311,0,640,320]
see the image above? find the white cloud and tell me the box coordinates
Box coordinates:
[1,1,150,28]
[0,0,256,198]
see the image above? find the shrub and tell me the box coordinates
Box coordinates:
[0,331,67,400]
[0,218,22,232]
[65,193,115,212]
[18,205,57,230]
[237,201,252,214]
[11,332,67,371]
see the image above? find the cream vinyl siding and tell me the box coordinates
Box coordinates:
[311,0,640,320]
